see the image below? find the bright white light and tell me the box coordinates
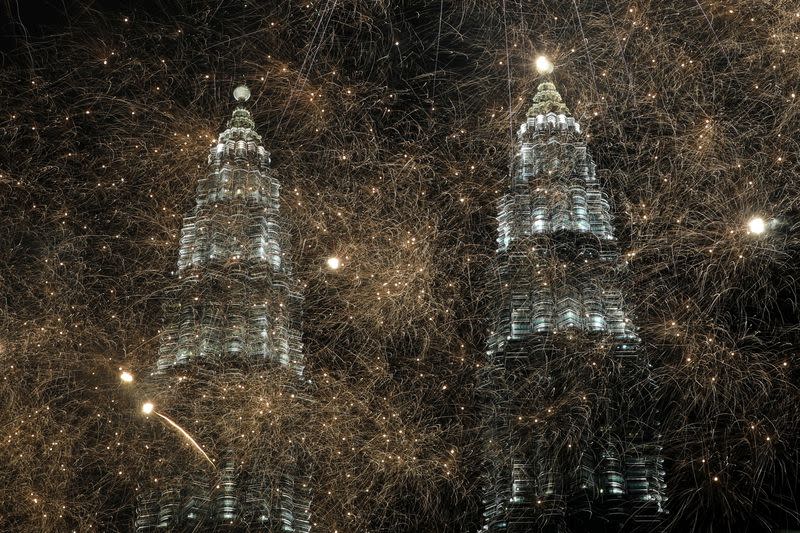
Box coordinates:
[326,256,341,270]
[233,85,251,102]
[535,55,554,75]
[748,217,766,235]
[120,371,134,383]
[142,402,154,415]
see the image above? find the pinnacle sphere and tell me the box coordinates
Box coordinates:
[535,55,554,74]
[748,216,766,234]
[233,85,251,102]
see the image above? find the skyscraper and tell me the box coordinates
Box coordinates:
[481,79,666,531]
[134,86,312,532]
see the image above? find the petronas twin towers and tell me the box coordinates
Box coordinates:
[134,79,666,531]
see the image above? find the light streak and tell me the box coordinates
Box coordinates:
[142,403,215,469]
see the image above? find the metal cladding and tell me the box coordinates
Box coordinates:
[481,82,666,532]
[134,87,312,532]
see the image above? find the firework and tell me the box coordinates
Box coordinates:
[0,1,798,531]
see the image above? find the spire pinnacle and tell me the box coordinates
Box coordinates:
[535,55,554,75]
[527,82,571,117]
[225,84,257,134]
[233,85,251,102]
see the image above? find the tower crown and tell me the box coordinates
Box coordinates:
[527,82,571,117]
[221,85,260,142]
